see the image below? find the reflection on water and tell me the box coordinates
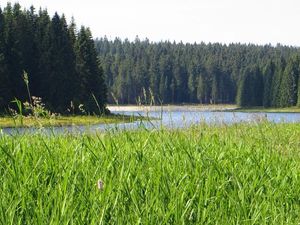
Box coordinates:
[1,110,300,135]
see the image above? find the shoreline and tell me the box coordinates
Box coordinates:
[108,104,300,113]
[1,105,299,128]
[107,104,237,112]
[0,114,140,129]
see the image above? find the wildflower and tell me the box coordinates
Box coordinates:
[78,104,86,114]
[97,179,104,191]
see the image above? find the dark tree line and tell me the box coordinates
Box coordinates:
[96,37,300,107]
[0,3,107,114]
[1,3,299,110]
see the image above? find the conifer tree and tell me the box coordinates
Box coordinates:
[262,61,275,107]
[279,56,299,107]
[237,66,263,107]
[33,8,51,99]
[75,26,107,113]
[0,7,11,109]
[187,69,196,102]
[0,3,108,114]
[297,75,300,107]
[197,74,205,103]
[48,13,77,112]
[95,38,300,107]
[271,58,285,107]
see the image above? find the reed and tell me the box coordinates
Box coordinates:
[0,122,300,224]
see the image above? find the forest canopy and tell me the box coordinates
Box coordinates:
[0,3,107,114]
[1,3,300,112]
[96,37,300,107]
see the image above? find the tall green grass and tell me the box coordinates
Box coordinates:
[0,122,300,224]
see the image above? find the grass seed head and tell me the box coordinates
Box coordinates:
[97,179,104,191]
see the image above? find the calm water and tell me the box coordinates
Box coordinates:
[1,109,300,134]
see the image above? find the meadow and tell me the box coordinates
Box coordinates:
[0,114,139,128]
[0,122,300,224]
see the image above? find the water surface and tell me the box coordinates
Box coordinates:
[1,107,300,134]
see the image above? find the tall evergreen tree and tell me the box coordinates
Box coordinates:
[197,74,205,103]
[237,66,263,107]
[149,61,159,100]
[2,2,300,112]
[187,67,197,102]
[0,3,108,114]
[75,26,107,113]
[0,7,11,109]
[33,8,51,99]
[279,56,299,107]
[271,58,285,107]
[297,74,300,107]
[211,72,219,104]
[3,3,27,103]
[95,38,300,107]
[262,61,275,107]
[47,13,77,112]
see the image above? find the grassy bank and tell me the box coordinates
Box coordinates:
[0,114,140,128]
[229,106,300,113]
[1,122,300,224]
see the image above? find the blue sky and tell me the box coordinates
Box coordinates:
[3,0,300,46]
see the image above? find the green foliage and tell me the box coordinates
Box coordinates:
[74,27,107,113]
[197,73,205,103]
[237,66,264,107]
[0,8,11,109]
[279,56,299,107]
[0,3,107,114]
[96,39,300,107]
[298,76,300,107]
[262,61,275,107]
[1,123,300,223]
[1,2,300,110]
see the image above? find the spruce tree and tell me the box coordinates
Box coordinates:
[149,62,159,101]
[211,73,219,104]
[0,3,108,113]
[4,3,27,103]
[197,74,205,103]
[34,8,51,100]
[187,68,196,102]
[297,74,300,107]
[48,13,77,112]
[95,38,300,107]
[279,56,299,107]
[271,58,285,107]
[236,70,248,107]
[0,7,11,110]
[237,66,263,107]
[75,26,107,113]
[252,66,264,106]
[262,61,275,107]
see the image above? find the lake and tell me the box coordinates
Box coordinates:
[1,105,300,134]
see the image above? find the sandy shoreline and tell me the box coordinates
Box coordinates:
[107,104,237,112]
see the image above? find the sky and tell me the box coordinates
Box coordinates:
[2,0,300,46]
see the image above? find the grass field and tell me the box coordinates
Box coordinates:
[1,122,300,224]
